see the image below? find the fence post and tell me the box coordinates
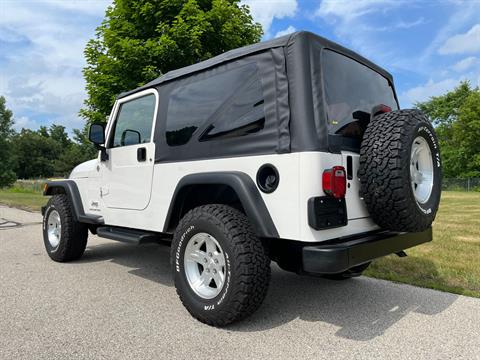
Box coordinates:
[467,178,470,192]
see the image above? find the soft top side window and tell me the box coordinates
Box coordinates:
[165,63,265,147]
[110,94,156,148]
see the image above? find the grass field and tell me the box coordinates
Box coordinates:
[0,185,47,211]
[366,191,480,298]
[0,186,479,297]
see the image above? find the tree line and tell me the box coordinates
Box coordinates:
[1,0,263,188]
[0,96,96,187]
[416,81,480,179]
[2,80,478,188]
[1,0,478,187]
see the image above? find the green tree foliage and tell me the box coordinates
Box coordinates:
[0,96,17,187]
[81,0,262,124]
[12,125,97,179]
[54,129,97,177]
[416,81,480,178]
[12,128,60,179]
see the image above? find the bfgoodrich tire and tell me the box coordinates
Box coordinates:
[42,194,88,262]
[359,109,442,232]
[171,204,270,326]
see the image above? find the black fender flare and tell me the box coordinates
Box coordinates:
[43,180,104,225]
[163,171,279,238]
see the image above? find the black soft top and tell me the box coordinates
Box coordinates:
[118,31,393,99]
[117,31,398,161]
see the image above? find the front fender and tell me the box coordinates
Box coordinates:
[43,180,103,225]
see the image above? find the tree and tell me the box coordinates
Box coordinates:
[82,0,262,125]
[416,81,480,178]
[10,125,97,179]
[54,129,98,177]
[0,96,17,187]
[12,129,61,179]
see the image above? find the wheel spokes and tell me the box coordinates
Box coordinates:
[187,249,206,264]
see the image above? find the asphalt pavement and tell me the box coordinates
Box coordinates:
[1,205,479,360]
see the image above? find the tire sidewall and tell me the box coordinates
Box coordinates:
[408,121,442,218]
[173,217,235,318]
[42,200,62,255]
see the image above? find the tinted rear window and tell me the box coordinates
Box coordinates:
[323,50,398,141]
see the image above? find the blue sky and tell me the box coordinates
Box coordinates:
[1,0,479,134]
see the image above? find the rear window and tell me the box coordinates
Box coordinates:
[323,50,398,143]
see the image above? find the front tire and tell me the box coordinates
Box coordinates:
[171,204,270,326]
[42,194,88,262]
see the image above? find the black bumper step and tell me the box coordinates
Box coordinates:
[302,227,432,274]
[96,226,166,245]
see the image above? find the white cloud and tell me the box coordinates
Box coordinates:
[275,25,296,38]
[316,0,401,22]
[401,78,465,106]
[395,17,427,30]
[404,78,458,103]
[0,1,111,133]
[13,116,40,132]
[438,24,480,55]
[451,56,478,72]
[42,0,112,16]
[241,0,297,35]
[314,0,407,64]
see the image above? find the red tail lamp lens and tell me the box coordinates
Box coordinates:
[372,104,392,117]
[323,166,346,198]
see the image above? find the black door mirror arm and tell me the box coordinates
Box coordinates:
[95,144,109,161]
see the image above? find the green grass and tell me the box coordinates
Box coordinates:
[1,184,479,297]
[0,181,48,211]
[366,191,480,298]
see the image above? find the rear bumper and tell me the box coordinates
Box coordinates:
[302,227,432,274]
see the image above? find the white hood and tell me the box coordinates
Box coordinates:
[69,159,98,179]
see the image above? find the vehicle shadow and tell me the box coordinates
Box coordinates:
[78,241,457,341]
[230,265,457,340]
[79,241,174,286]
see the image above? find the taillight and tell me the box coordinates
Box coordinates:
[371,104,392,117]
[323,166,346,198]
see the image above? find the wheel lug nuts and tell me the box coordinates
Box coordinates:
[204,258,208,263]
[208,252,212,257]
[214,259,218,264]
[213,269,217,274]
[206,269,210,273]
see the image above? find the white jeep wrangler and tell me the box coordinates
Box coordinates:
[42,31,442,326]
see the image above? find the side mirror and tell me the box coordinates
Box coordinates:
[89,123,105,145]
[88,123,108,161]
[121,129,141,146]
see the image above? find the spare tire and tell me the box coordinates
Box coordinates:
[359,109,442,232]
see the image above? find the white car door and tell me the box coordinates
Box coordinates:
[100,89,159,210]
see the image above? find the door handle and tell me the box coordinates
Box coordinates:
[137,147,147,162]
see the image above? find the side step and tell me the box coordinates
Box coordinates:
[96,226,168,245]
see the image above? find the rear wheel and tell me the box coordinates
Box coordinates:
[171,204,270,326]
[42,194,88,262]
[359,109,442,232]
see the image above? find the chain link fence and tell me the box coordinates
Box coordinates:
[443,178,480,192]
[14,179,47,193]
